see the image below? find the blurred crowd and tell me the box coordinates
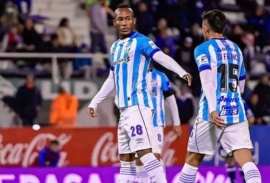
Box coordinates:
[0,0,93,79]
[0,0,270,125]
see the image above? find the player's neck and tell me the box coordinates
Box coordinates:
[208,33,224,40]
[119,35,129,40]
[119,31,135,40]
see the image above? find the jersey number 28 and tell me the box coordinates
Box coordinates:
[217,63,239,93]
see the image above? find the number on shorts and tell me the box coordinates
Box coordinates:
[131,125,143,137]
[158,134,162,142]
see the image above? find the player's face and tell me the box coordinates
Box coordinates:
[50,144,59,152]
[113,8,136,38]
[202,20,210,41]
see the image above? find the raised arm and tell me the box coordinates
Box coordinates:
[140,37,192,85]
[87,70,115,117]
[153,51,188,78]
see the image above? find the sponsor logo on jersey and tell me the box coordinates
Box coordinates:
[217,96,239,104]
[197,54,208,66]
[113,56,131,65]
[219,105,239,116]
[148,41,157,49]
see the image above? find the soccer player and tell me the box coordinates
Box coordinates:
[136,65,182,182]
[87,3,191,183]
[221,99,255,183]
[178,10,261,183]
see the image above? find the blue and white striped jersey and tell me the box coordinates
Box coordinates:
[195,38,246,124]
[147,69,172,127]
[110,32,160,108]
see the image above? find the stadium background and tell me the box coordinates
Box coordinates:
[0,0,269,182]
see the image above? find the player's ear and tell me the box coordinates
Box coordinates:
[133,18,137,26]
[113,19,116,27]
[202,24,208,34]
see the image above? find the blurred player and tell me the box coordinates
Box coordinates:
[220,99,255,183]
[178,10,261,183]
[136,65,182,183]
[88,3,191,183]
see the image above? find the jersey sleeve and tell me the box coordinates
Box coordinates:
[140,37,160,58]
[239,60,246,81]
[160,73,172,91]
[194,45,211,72]
[109,43,117,71]
[236,48,246,81]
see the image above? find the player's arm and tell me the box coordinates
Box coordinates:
[195,46,216,113]
[165,94,180,125]
[239,55,254,125]
[246,109,255,126]
[161,73,182,137]
[194,46,225,127]
[87,69,115,117]
[243,99,255,126]
[161,73,181,126]
[239,54,246,94]
[141,38,192,85]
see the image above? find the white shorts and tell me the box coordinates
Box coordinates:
[188,117,253,155]
[118,105,154,154]
[151,126,164,154]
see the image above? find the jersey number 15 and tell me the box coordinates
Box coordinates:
[217,63,239,93]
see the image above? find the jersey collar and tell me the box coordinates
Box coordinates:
[210,37,226,40]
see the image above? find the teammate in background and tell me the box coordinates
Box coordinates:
[87,3,191,183]
[136,65,182,182]
[178,10,261,183]
[221,99,255,183]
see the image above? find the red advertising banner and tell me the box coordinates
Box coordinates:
[0,125,189,167]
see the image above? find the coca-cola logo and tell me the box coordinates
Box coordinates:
[91,132,118,166]
[162,131,178,166]
[91,131,178,166]
[0,133,72,167]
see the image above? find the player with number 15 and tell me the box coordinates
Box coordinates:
[177,9,261,183]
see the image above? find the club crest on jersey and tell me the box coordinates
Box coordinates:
[124,46,131,53]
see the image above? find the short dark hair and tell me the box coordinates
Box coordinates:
[116,3,131,9]
[115,3,134,18]
[202,10,227,34]
[50,140,59,146]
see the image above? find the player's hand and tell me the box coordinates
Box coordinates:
[211,111,225,129]
[87,107,97,117]
[173,125,182,138]
[183,73,192,86]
